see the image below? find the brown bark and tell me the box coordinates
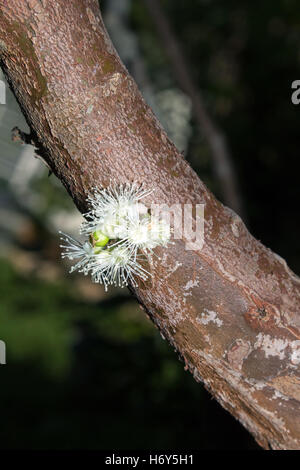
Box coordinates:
[0,0,300,450]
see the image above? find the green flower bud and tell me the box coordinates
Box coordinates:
[92,230,110,247]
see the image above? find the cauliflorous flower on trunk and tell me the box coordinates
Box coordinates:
[59,183,171,290]
[80,182,151,237]
[124,214,171,257]
[90,246,149,290]
[59,232,94,275]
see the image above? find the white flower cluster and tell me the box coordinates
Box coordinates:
[60,183,171,291]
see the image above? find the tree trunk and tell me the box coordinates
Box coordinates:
[1,0,300,450]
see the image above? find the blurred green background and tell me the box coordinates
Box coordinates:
[1,0,300,450]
